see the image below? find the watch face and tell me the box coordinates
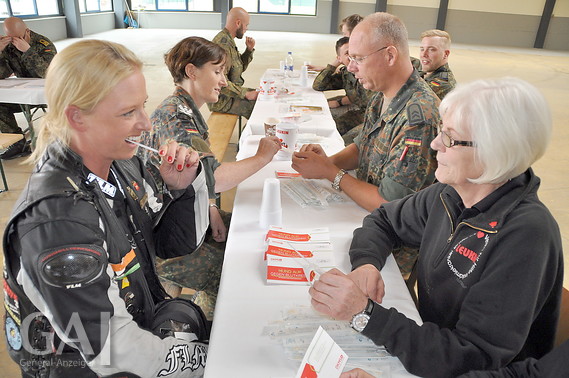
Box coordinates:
[352,313,370,332]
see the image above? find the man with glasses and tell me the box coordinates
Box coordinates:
[292,12,440,276]
[312,36,374,136]
[0,17,56,159]
[208,7,257,119]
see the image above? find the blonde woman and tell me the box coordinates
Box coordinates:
[3,40,210,377]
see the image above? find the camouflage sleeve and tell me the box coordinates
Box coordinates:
[221,80,249,98]
[214,34,248,98]
[312,65,343,91]
[240,48,254,72]
[21,38,57,78]
[0,50,14,78]
[378,102,440,201]
[146,107,221,198]
[428,79,454,100]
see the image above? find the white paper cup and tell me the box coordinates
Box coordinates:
[275,122,299,160]
[264,117,279,137]
[259,178,282,229]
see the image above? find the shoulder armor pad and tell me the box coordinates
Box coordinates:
[39,244,107,289]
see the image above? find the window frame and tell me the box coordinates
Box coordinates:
[79,0,113,14]
[130,0,214,12]
[235,0,318,16]
[1,0,61,18]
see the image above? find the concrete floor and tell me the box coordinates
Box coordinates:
[1,28,568,376]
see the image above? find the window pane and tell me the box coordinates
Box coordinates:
[131,0,156,11]
[86,0,100,12]
[259,0,288,13]
[100,0,112,11]
[188,0,213,11]
[291,0,315,15]
[0,0,9,17]
[157,0,185,10]
[37,0,59,15]
[79,0,86,13]
[9,0,36,15]
[232,0,258,13]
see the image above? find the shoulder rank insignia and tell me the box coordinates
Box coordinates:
[39,39,50,47]
[407,103,425,126]
[177,104,194,117]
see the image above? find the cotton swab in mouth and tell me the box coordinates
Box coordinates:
[125,138,213,160]
[126,139,160,154]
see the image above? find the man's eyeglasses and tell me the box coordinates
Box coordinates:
[438,127,475,148]
[348,46,388,65]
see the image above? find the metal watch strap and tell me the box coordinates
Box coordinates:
[332,169,347,191]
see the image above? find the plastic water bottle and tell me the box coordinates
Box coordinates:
[284,52,294,78]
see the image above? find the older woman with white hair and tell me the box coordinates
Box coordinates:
[309,77,564,377]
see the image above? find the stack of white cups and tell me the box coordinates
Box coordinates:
[259,178,282,229]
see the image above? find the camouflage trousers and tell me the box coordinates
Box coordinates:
[328,96,365,136]
[156,209,232,298]
[0,103,24,134]
[392,245,419,278]
[208,92,255,119]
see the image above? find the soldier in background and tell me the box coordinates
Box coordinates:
[207,7,257,119]
[312,36,374,136]
[418,29,456,100]
[343,29,456,145]
[292,13,441,276]
[0,17,56,159]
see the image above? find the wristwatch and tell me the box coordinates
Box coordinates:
[350,298,374,332]
[332,169,347,191]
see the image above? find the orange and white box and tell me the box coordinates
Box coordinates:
[265,239,335,285]
[265,226,330,244]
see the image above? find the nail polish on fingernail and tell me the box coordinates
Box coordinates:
[177,164,182,170]
[167,156,173,163]
[159,150,165,156]
[186,163,191,168]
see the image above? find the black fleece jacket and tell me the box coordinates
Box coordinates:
[349,168,564,377]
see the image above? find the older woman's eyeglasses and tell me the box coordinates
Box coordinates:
[348,46,388,65]
[438,127,475,148]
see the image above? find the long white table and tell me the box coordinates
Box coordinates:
[205,76,421,377]
[0,78,46,140]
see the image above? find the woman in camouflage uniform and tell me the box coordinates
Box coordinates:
[139,37,280,319]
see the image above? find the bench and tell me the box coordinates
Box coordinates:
[206,112,243,207]
[555,287,569,347]
[206,112,242,161]
[0,133,25,192]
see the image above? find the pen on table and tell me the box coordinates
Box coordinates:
[125,139,213,159]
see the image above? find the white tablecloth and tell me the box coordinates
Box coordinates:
[205,71,421,377]
[0,78,46,105]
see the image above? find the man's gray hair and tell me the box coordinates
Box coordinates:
[364,12,410,59]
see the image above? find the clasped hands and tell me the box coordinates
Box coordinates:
[309,264,385,320]
[0,34,30,53]
[291,144,338,182]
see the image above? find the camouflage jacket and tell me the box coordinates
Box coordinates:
[139,87,220,198]
[0,30,56,79]
[355,70,440,202]
[312,64,374,109]
[212,28,254,98]
[419,63,456,100]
